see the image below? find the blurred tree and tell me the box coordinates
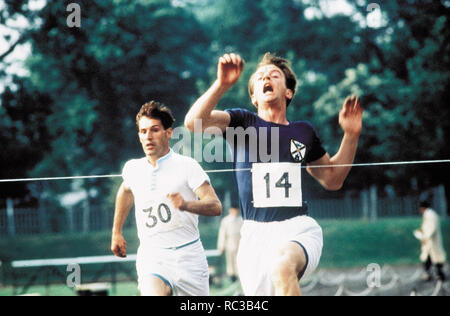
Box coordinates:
[185,0,267,58]
[189,0,376,83]
[0,0,38,63]
[256,0,369,83]
[0,76,52,202]
[313,0,450,205]
[26,0,211,177]
[1,0,212,207]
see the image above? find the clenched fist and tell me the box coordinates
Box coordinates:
[167,192,186,210]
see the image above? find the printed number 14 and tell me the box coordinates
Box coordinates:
[264,172,292,198]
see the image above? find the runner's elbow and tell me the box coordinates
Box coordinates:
[315,168,345,191]
[213,201,222,216]
[322,179,344,191]
[184,116,210,132]
[327,184,343,191]
[184,116,195,132]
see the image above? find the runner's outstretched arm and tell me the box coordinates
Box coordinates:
[307,96,363,190]
[185,53,244,133]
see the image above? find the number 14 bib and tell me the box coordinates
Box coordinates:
[251,163,302,208]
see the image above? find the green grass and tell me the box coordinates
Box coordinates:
[318,217,449,268]
[1,216,448,296]
[0,229,139,262]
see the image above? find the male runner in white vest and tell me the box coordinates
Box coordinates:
[111,101,222,296]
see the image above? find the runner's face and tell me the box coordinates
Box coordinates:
[251,65,292,107]
[138,116,172,159]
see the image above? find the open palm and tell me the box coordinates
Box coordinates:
[339,96,363,136]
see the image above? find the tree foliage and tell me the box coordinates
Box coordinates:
[0,77,52,201]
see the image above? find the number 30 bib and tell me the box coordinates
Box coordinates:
[251,163,302,208]
[140,197,183,236]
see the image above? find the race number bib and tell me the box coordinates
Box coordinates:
[140,197,183,236]
[252,163,302,208]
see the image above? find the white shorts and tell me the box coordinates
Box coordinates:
[136,239,209,296]
[237,215,323,296]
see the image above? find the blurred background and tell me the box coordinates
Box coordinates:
[0,0,449,296]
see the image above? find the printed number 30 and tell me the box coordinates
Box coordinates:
[264,172,292,198]
[143,203,172,228]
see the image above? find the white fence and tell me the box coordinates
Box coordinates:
[0,202,135,236]
[1,186,447,236]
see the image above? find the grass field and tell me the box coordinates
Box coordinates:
[318,217,449,267]
[0,216,448,296]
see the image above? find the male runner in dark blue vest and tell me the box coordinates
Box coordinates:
[185,53,363,295]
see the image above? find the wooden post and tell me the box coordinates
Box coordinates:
[6,198,15,236]
[361,190,369,220]
[38,184,48,234]
[433,185,447,217]
[344,193,352,217]
[39,201,47,234]
[370,185,378,221]
[82,189,90,233]
[67,206,74,233]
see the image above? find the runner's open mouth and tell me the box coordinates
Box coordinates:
[263,84,273,93]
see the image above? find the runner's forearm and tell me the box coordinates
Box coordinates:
[308,133,359,191]
[328,133,360,184]
[185,80,229,129]
[112,183,134,235]
[181,198,222,217]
